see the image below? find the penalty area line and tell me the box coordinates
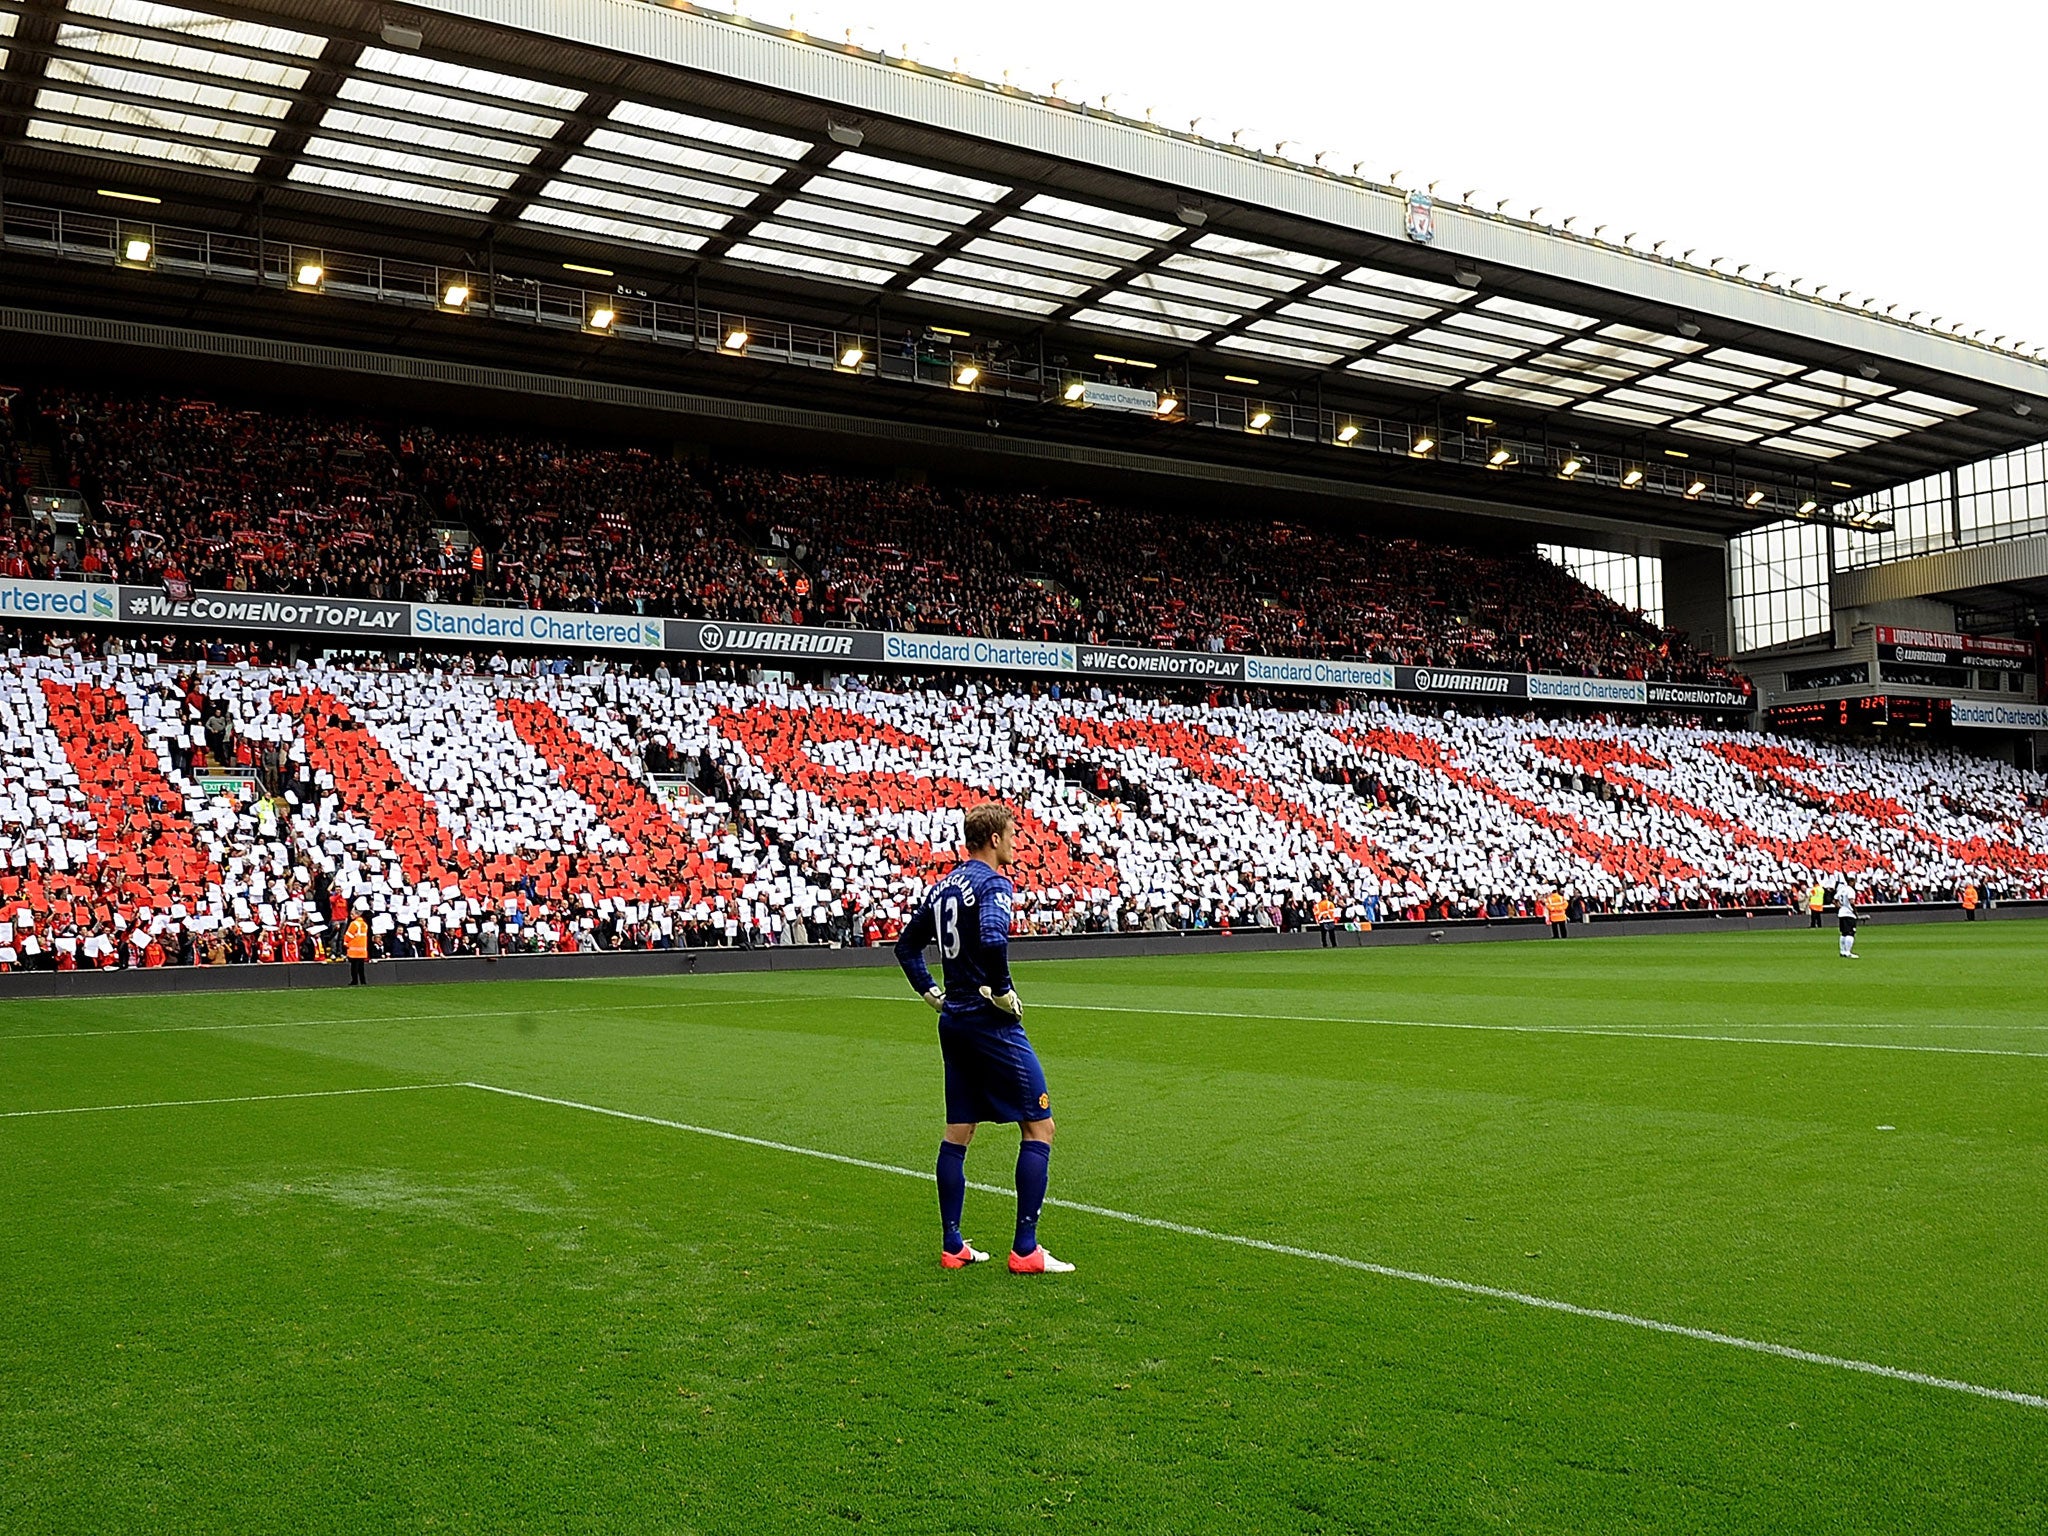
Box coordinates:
[461,1081,2047,1413]
[0,1082,463,1119]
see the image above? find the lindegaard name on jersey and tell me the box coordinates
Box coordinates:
[1077,645,1245,682]
[666,621,885,661]
[120,586,411,636]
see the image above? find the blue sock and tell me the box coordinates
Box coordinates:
[937,1142,967,1253]
[1013,1139,1051,1256]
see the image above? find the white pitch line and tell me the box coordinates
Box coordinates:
[0,997,791,1045]
[848,996,2048,1060]
[463,1080,2048,1413]
[0,1082,460,1119]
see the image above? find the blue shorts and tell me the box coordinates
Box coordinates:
[938,1008,1051,1125]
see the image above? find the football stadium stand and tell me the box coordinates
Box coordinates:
[0,654,2038,968]
[24,388,1736,682]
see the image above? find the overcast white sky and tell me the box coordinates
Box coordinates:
[779,0,2045,348]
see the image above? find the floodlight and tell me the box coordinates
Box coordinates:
[1156,396,1179,416]
[295,262,325,289]
[839,346,866,368]
[1621,467,1644,487]
[1335,423,1359,443]
[1248,411,1272,431]
[1410,435,1435,456]
[1488,447,1511,467]
[1798,499,1819,514]
[441,282,471,310]
[587,305,618,332]
[1745,488,1767,507]
[724,328,750,351]
[121,238,154,267]
[1559,455,1583,479]
[956,365,982,387]
[1064,382,1086,402]
[1685,479,1707,497]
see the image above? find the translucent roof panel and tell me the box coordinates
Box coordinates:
[832,150,1006,203]
[1529,351,1638,383]
[67,0,326,61]
[43,56,298,122]
[316,108,540,168]
[521,203,711,252]
[1574,400,1676,426]
[354,45,584,113]
[993,216,1150,263]
[1380,342,1494,376]
[1306,281,1440,323]
[1479,295,1597,330]
[1025,194,1181,243]
[1192,232,1338,276]
[1597,322,1707,354]
[1344,265,1473,304]
[911,277,1061,316]
[548,154,756,210]
[526,182,730,234]
[959,237,1117,282]
[1348,356,1466,390]
[1249,316,1379,352]
[1496,366,1603,396]
[1890,390,1973,417]
[335,76,563,142]
[933,257,1091,300]
[1799,368,1888,399]
[1275,301,1403,341]
[1468,380,1574,408]
[299,136,521,191]
[1746,390,1828,421]
[729,243,891,288]
[1159,252,1305,295]
[27,108,263,173]
[291,161,502,213]
[1407,326,1528,362]
[746,222,922,270]
[1671,419,1764,444]
[1760,435,1844,459]
[1216,335,1347,366]
[581,131,784,192]
[1069,306,1213,343]
[1102,290,1240,327]
[0,10,12,71]
[1828,414,1910,439]
[774,200,948,249]
[1704,345,1802,377]
[615,99,809,160]
[802,175,976,227]
[1857,400,1945,429]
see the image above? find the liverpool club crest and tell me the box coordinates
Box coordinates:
[1404,190,1435,243]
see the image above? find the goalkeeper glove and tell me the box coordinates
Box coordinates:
[978,985,1024,1019]
[923,986,944,1013]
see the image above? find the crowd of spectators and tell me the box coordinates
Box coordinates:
[0,648,2034,969]
[17,386,1736,682]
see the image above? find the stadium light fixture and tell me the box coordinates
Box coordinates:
[1830,480,1853,490]
[1225,374,1260,386]
[1064,382,1086,402]
[838,345,866,369]
[1487,447,1511,467]
[1621,467,1644,488]
[956,364,981,387]
[1467,415,1495,428]
[563,262,614,277]
[1559,455,1583,479]
[120,236,154,269]
[1799,499,1819,514]
[585,304,618,333]
[1663,449,1689,459]
[1336,423,1360,444]
[724,328,750,352]
[294,261,325,290]
[1156,395,1179,416]
[932,327,971,338]
[1248,410,1273,431]
[1409,435,1435,457]
[440,281,471,312]
[98,189,161,205]
[1745,488,1767,507]
[1685,479,1707,498]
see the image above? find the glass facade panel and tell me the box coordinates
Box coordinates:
[1730,520,1830,652]
[1536,545,1664,627]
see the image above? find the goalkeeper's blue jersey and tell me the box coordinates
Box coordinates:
[895,858,1016,1008]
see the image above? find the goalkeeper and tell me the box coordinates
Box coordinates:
[895,801,1071,1275]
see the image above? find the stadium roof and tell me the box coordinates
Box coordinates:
[4,0,2048,545]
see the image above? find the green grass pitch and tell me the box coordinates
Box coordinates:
[5,922,2048,1533]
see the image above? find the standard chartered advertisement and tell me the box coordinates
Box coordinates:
[882,633,1076,673]
[0,578,118,623]
[1951,700,2048,730]
[415,603,662,651]
[1243,655,1397,690]
[1526,674,1650,706]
